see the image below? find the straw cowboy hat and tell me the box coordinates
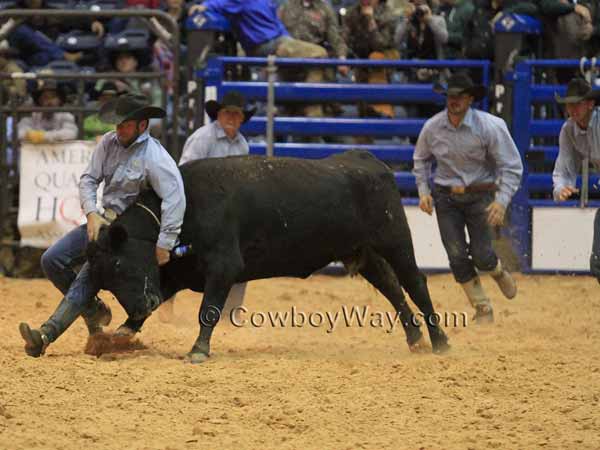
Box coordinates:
[99,93,166,124]
[205,90,256,124]
[554,78,600,104]
[433,73,486,101]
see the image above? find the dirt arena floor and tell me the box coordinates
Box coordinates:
[1,273,599,450]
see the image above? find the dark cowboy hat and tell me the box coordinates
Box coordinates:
[99,93,166,124]
[31,79,69,105]
[205,91,256,124]
[433,73,486,101]
[555,78,600,104]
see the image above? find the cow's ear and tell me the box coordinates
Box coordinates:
[109,224,128,250]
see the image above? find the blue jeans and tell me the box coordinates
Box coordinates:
[8,25,65,68]
[41,225,98,329]
[591,209,600,279]
[432,185,498,283]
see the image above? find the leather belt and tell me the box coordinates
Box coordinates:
[435,183,498,194]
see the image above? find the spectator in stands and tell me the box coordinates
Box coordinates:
[463,0,538,62]
[7,0,107,68]
[413,73,522,324]
[539,0,593,83]
[552,77,600,279]
[84,82,128,142]
[344,0,399,119]
[438,0,475,60]
[279,0,349,122]
[17,79,78,144]
[188,0,328,117]
[159,91,254,323]
[0,41,27,99]
[395,0,448,80]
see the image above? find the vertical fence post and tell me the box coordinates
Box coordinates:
[266,55,276,158]
[197,56,223,130]
[510,61,533,272]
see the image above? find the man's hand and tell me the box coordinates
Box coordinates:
[156,246,170,266]
[86,212,109,242]
[188,3,206,15]
[91,20,105,37]
[419,194,434,215]
[337,65,350,76]
[557,186,579,202]
[486,201,506,226]
[575,4,592,23]
[25,129,46,144]
[361,5,374,16]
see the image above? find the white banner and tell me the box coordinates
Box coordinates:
[18,141,96,248]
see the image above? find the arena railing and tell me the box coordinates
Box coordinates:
[199,56,491,197]
[510,59,600,273]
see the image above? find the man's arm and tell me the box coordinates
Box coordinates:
[486,117,523,208]
[147,147,186,251]
[191,0,243,15]
[553,126,581,201]
[412,123,434,198]
[178,129,211,166]
[79,134,107,216]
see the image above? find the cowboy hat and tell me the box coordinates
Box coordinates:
[31,79,69,105]
[99,93,166,124]
[433,73,486,101]
[205,91,256,124]
[554,78,600,104]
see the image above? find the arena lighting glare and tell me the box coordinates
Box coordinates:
[339,7,346,16]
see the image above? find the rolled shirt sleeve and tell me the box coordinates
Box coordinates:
[146,145,186,250]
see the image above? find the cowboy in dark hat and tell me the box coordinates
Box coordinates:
[178,90,255,165]
[19,93,186,357]
[413,72,523,324]
[553,77,600,281]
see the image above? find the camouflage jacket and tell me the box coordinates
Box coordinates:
[343,2,397,58]
[280,0,347,57]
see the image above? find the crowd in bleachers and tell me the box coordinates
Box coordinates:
[1,0,600,127]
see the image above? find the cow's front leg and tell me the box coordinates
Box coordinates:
[188,254,242,364]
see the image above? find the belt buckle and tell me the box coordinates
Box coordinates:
[451,186,466,194]
[103,208,117,222]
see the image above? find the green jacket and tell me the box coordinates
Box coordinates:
[84,114,114,141]
[444,0,476,59]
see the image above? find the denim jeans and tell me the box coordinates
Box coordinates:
[40,225,99,329]
[591,209,600,279]
[432,185,498,283]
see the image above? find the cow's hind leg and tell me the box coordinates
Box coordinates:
[383,249,450,354]
[356,249,425,352]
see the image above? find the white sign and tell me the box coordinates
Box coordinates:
[18,141,96,248]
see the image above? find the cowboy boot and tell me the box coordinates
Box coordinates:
[81,296,112,335]
[489,261,517,299]
[461,276,494,324]
[19,297,83,357]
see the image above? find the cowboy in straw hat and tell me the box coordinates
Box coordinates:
[413,72,523,324]
[19,93,186,357]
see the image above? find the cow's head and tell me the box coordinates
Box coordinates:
[87,223,162,319]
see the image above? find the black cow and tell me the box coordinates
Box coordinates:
[87,151,450,362]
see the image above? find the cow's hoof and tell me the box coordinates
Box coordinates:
[408,335,432,354]
[186,351,209,364]
[112,325,136,345]
[432,341,451,355]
